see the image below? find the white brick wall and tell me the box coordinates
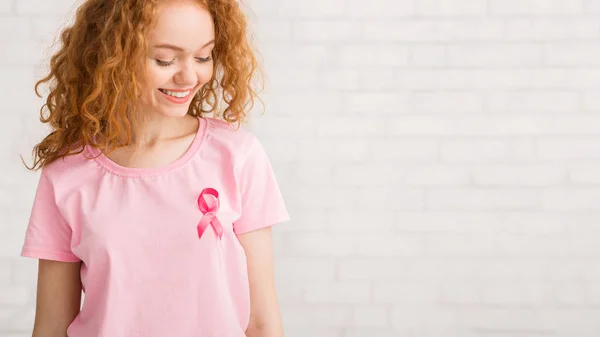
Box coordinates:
[1,0,600,336]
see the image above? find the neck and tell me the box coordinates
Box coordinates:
[128,112,197,149]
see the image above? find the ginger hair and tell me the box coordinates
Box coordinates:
[25,0,263,170]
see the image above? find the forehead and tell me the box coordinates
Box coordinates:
[149,1,215,50]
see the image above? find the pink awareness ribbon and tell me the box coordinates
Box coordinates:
[196,188,223,239]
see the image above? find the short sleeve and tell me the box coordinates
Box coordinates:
[20,168,80,262]
[232,135,290,235]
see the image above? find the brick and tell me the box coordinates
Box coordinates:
[242,0,276,16]
[264,66,319,89]
[477,258,582,281]
[387,115,600,136]
[320,69,360,90]
[283,328,340,337]
[411,91,483,113]
[325,211,395,233]
[380,69,577,90]
[357,187,424,211]
[586,0,600,13]
[29,17,67,45]
[504,18,600,40]
[391,305,460,331]
[289,186,359,210]
[15,0,77,15]
[538,309,600,334]
[282,304,351,327]
[410,45,446,66]
[354,234,422,256]
[364,21,438,42]
[346,0,414,18]
[569,163,600,184]
[304,282,371,304]
[253,20,291,42]
[333,164,395,186]
[395,212,484,232]
[261,44,334,67]
[0,42,44,66]
[284,233,355,257]
[582,91,600,111]
[351,305,388,327]
[0,67,36,92]
[0,259,11,286]
[440,139,512,162]
[485,90,579,112]
[489,0,584,15]
[278,0,346,17]
[339,45,409,67]
[427,188,539,210]
[440,282,481,304]
[0,1,11,14]
[343,329,396,337]
[368,139,438,163]
[500,212,567,234]
[276,210,329,232]
[342,92,409,115]
[544,44,600,66]
[260,90,343,117]
[472,164,567,186]
[422,232,495,255]
[359,69,399,90]
[538,138,600,160]
[391,164,470,186]
[0,18,32,42]
[288,163,333,186]
[461,307,554,330]
[276,281,304,303]
[513,138,537,161]
[276,258,335,282]
[317,117,386,137]
[481,282,554,305]
[542,188,600,211]
[587,283,600,304]
[293,21,360,42]
[566,235,600,257]
[339,258,476,281]
[295,138,371,163]
[415,0,487,16]
[445,44,542,67]
[555,283,587,305]
[251,116,319,138]
[0,286,29,305]
[373,281,440,303]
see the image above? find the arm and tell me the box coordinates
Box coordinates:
[237,227,284,337]
[31,259,82,337]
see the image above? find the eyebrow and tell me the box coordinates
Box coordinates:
[153,40,215,52]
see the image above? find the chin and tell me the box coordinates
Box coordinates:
[158,106,191,119]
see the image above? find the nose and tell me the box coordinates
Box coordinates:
[173,59,197,86]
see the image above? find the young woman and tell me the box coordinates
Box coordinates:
[20,1,289,336]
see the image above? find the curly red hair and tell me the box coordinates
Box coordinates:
[25,0,263,170]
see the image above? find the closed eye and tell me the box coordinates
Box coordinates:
[196,56,212,63]
[155,57,211,67]
[156,58,174,67]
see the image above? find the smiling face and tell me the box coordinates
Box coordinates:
[139,0,215,119]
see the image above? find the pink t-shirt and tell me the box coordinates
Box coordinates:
[20,116,290,337]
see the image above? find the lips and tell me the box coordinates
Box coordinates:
[158,88,193,104]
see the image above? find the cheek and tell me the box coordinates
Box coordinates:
[147,66,173,87]
[198,65,214,83]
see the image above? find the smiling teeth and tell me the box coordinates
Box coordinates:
[162,90,190,98]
